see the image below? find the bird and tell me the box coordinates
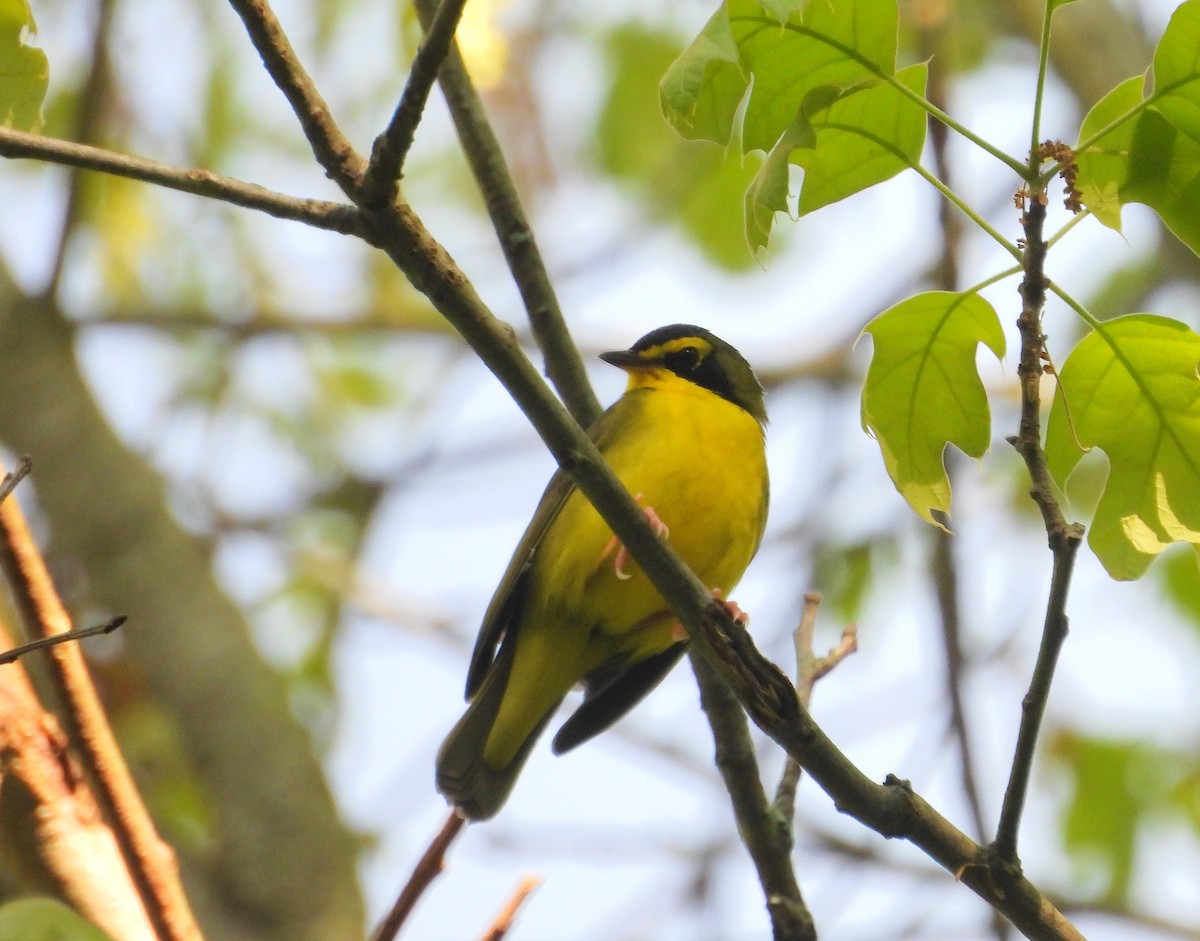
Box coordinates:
[436,324,769,820]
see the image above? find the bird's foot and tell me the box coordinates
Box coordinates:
[601,494,669,581]
[670,589,749,641]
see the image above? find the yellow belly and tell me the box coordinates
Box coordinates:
[484,377,768,766]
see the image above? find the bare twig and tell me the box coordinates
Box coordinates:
[930,526,989,842]
[410,0,601,426]
[774,595,857,823]
[0,482,202,941]
[43,0,116,301]
[690,650,814,941]
[0,128,365,237]
[992,192,1085,864]
[371,812,466,941]
[0,615,125,666]
[360,0,473,210]
[224,0,366,193]
[0,454,31,504]
[477,876,541,941]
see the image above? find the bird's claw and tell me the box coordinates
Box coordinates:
[670,590,749,641]
[603,494,669,580]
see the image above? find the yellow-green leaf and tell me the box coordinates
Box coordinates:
[860,291,1005,527]
[1046,315,1200,579]
[0,0,48,130]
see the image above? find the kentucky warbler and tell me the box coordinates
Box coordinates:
[436,324,769,819]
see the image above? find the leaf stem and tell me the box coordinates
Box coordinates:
[1029,1,1055,165]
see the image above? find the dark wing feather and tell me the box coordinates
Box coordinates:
[464,404,626,698]
[550,642,688,754]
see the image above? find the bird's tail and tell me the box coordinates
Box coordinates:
[435,638,560,820]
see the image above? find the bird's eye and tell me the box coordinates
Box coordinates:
[666,346,701,373]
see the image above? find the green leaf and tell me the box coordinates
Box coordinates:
[1151,0,1200,146]
[0,899,114,941]
[860,291,1006,527]
[743,109,816,255]
[743,65,927,253]
[793,62,927,214]
[662,0,899,151]
[1075,3,1200,253]
[659,5,746,145]
[1048,734,1150,905]
[1045,315,1200,580]
[0,0,48,130]
[599,24,762,269]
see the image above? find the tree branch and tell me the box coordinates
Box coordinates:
[993,193,1085,864]
[0,617,156,941]
[0,475,202,941]
[410,0,601,426]
[690,650,814,941]
[371,812,466,941]
[223,0,366,193]
[0,128,365,237]
[359,0,473,211]
[353,191,1083,940]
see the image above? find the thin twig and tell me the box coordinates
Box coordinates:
[0,476,202,940]
[224,0,366,193]
[410,0,601,425]
[371,812,466,941]
[930,526,989,842]
[992,193,1085,864]
[775,597,857,824]
[774,592,820,822]
[689,650,814,941]
[0,128,365,237]
[0,454,31,505]
[477,876,541,941]
[0,615,125,666]
[44,0,116,301]
[360,0,473,210]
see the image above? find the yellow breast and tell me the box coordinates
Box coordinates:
[533,371,769,658]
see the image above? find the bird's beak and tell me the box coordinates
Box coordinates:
[599,348,646,370]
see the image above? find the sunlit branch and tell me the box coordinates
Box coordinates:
[0,470,202,941]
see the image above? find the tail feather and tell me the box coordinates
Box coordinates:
[436,638,562,820]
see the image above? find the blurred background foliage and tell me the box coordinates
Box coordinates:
[1,0,1199,939]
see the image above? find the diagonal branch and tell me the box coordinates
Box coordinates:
[356,194,1083,941]
[224,0,366,193]
[410,0,601,426]
[371,812,465,941]
[0,128,365,237]
[359,0,473,211]
[690,651,814,941]
[0,470,202,941]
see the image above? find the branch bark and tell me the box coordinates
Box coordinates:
[0,483,202,941]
